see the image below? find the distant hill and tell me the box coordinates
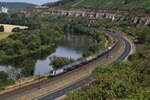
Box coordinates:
[44,0,75,7]
[0,2,37,13]
[64,0,150,11]
[45,0,150,11]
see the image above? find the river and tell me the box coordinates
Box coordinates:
[0,34,95,78]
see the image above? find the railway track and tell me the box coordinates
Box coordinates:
[36,29,131,100]
[0,28,131,100]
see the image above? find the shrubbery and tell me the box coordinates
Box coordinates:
[0,25,4,32]
[65,52,150,99]
[50,56,75,69]
[83,30,106,57]
[0,23,62,60]
[0,71,14,89]
[0,13,38,28]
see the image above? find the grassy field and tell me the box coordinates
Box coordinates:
[63,0,150,11]
[0,32,13,40]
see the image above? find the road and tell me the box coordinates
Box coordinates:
[0,28,131,100]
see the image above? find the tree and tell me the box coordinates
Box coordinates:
[50,56,75,68]
[0,71,9,82]
[20,59,36,77]
[0,25,4,32]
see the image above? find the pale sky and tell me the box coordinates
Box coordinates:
[0,0,59,5]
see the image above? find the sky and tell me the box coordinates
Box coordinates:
[0,0,60,5]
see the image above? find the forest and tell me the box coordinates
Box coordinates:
[0,23,62,61]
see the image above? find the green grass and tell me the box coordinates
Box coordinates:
[63,0,150,11]
[0,32,13,40]
[0,79,14,90]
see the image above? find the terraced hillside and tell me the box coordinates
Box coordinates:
[46,0,150,11]
[66,0,150,10]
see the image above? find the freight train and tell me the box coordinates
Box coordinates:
[49,31,119,77]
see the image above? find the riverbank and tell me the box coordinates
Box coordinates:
[0,33,101,90]
[0,30,111,96]
[0,44,56,63]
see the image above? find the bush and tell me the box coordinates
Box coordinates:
[0,23,62,57]
[50,56,75,69]
[128,53,143,61]
[65,57,150,100]
[0,71,9,82]
[0,25,4,32]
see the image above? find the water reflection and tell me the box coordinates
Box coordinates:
[0,34,95,77]
[34,55,52,75]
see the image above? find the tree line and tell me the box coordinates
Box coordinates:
[0,23,62,60]
[0,13,39,29]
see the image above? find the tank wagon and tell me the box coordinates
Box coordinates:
[49,31,119,77]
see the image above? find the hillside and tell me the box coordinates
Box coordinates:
[64,19,150,100]
[45,0,150,11]
[0,2,36,13]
